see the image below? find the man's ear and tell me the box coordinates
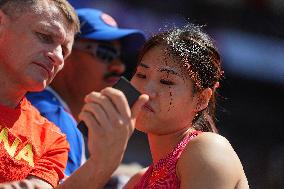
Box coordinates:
[194,88,212,112]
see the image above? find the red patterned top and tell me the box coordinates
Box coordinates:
[134,131,201,189]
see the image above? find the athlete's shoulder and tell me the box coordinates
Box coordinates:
[177,132,245,188]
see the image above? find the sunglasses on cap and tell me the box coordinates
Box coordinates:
[73,41,121,64]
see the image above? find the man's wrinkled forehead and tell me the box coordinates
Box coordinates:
[34,1,74,39]
[33,1,67,23]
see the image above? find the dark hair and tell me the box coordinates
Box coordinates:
[0,0,80,34]
[138,24,222,132]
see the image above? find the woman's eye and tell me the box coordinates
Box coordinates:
[36,32,53,43]
[160,79,174,85]
[136,73,146,79]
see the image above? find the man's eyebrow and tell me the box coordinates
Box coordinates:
[39,23,65,42]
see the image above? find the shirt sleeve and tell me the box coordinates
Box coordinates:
[29,133,69,188]
[44,107,84,176]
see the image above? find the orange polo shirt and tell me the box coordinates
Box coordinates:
[0,98,69,187]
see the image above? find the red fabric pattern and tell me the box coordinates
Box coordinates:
[134,131,201,189]
[0,98,69,187]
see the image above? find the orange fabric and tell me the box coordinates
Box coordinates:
[0,98,69,187]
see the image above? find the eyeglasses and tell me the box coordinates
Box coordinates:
[73,41,121,64]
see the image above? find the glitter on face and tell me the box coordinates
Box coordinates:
[158,50,179,112]
[168,89,173,112]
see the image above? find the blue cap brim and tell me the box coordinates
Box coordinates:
[80,28,146,53]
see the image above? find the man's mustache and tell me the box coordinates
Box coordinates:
[103,72,121,80]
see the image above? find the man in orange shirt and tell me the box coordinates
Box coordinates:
[0,0,148,188]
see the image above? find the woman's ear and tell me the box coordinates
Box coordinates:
[194,88,212,112]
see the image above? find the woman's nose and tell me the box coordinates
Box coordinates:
[137,81,158,99]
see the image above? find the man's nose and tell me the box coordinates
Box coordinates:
[108,59,125,74]
[46,45,64,67]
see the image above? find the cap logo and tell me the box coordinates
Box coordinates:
[100,13,118,28]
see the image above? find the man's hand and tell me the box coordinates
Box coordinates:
[79,87,148,167]
[77,87,148,184]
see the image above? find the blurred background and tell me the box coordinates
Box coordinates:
[69,1,284,188]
